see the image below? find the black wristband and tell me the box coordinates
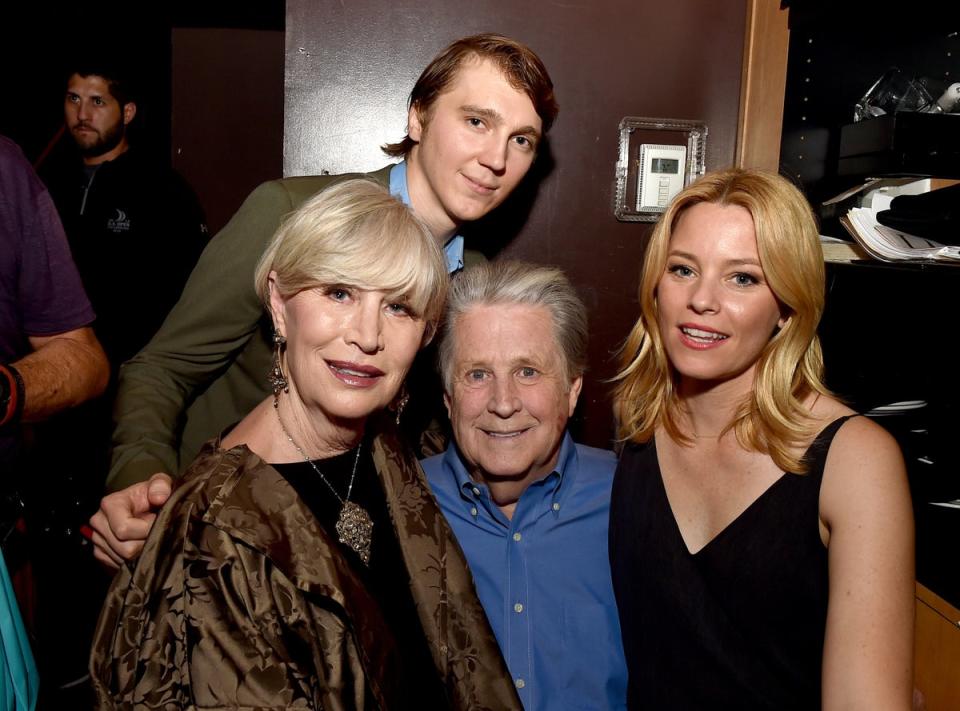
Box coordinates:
[0,367,8,417]
[0,363,25,427]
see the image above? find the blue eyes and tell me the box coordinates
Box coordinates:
[322,288,411,315]
[464,368,539,384]
[465,117,536,151]
[666,264,760,287]
[386,303,411,316]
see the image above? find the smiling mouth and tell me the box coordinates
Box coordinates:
[481,428,531,439]
[462,174,497,194]
[326,360,384,385]
[680,326,728,343]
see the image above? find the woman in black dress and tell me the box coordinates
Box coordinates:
[609,168,914,709]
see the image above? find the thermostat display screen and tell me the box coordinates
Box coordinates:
[637,143,687,212]
[651,158,680,174]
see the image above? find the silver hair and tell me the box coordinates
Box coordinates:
[439,260,588,389]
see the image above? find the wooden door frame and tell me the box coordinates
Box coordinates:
[736,0,790,170]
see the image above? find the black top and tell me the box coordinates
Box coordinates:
[609,416,854,710]
[272,444,449,710]
[29,149,209,505]
[39,147,208,371]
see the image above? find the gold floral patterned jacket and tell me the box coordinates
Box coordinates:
[90,419,521,710]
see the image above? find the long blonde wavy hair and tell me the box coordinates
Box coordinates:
[612,168,832,473]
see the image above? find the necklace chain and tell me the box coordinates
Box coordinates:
[273,405,373,564]
[274,406,362,502]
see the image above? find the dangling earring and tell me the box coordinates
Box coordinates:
[393,388,410,425]
[269,330,289,404]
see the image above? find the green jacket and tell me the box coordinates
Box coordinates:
[108,166,480,491]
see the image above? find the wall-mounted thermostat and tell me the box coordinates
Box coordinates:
[614,117,707,222]
[636,143,687,212]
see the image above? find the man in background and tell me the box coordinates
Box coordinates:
[35,56,206,706]
[40,56,208,377]
[37,55,209,575]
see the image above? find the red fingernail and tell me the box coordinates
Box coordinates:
[80,524,94,540]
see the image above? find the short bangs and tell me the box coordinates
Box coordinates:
[255,179,448,324]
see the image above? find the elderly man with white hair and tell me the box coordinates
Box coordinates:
[423,260,627,711]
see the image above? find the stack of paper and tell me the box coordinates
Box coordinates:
[841,206,960,263]
[819,234,870,262]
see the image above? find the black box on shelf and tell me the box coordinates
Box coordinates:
[838,113,960,179]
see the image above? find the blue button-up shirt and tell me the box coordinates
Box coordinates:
[422,433,627,710]
[389,161,464,273]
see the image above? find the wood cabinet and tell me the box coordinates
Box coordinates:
[915,583,960,710]
[771,5,959,703]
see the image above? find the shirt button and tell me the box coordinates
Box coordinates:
[515,678,525,689]
[514,602,524,613]
[472,486,481,496]
[470,506,478,517]
[512,532,522,542]
[552,502,560,511]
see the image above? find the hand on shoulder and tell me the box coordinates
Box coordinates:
[89,472,173,569]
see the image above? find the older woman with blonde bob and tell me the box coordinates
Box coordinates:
[609,168,914,710]
[91,180,521,710]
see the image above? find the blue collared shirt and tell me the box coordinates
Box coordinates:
[422,433,627,711]
[389,161,464,273]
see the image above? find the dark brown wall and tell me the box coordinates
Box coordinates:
[284,0,748,449]
[172,28,285,234]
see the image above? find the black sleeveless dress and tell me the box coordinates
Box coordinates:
[609,416,854,710]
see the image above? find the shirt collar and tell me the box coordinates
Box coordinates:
[443,431,579,516]
[389,161,464,274]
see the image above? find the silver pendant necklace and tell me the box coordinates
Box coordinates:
[274,407,373,564]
